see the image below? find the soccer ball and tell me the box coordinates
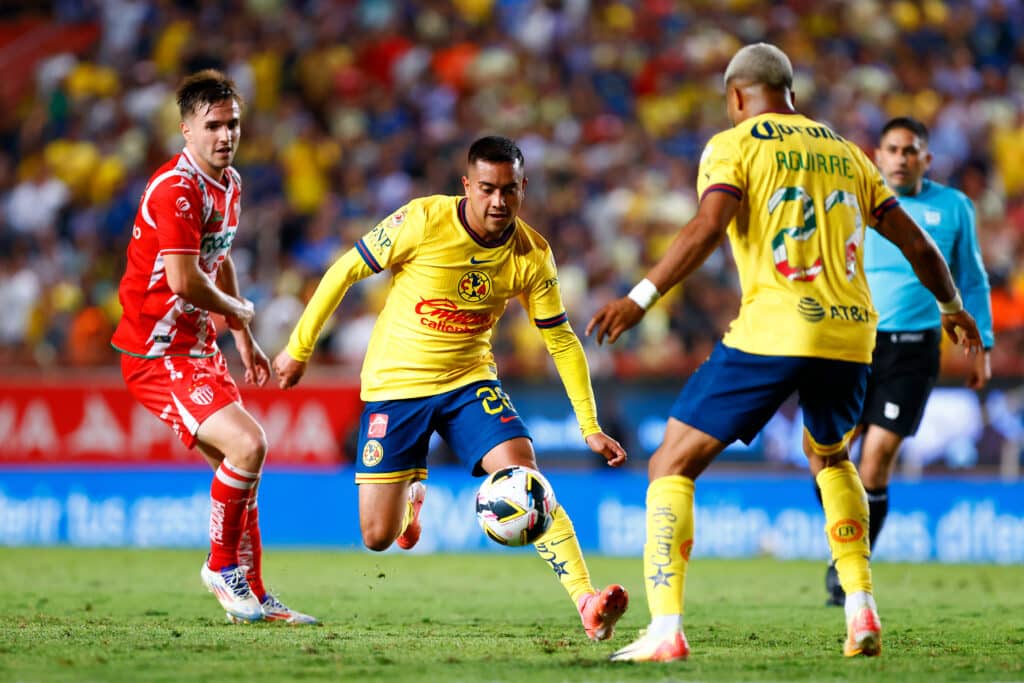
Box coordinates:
[475,466,557,547]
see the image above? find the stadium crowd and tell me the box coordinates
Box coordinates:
[1,0,1023,380]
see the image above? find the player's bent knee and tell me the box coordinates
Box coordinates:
[361,527,396,552]
[227,429,268,473]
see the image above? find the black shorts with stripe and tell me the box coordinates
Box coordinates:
[861,329,942,437]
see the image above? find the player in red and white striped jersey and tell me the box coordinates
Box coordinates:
[111,69,314,625]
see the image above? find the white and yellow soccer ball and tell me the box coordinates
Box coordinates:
[475,466,558,547]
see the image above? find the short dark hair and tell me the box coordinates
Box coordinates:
[176,69,243,119]
[467,136,524,167]
[880,117,929,144]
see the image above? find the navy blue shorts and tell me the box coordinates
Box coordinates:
[671,342,869,455]
[354,380,532,484]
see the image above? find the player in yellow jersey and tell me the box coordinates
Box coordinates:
[273,136,630,641]
[587,44,983,662]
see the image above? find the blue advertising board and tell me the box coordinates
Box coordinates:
[1,467,1022,563]
[508,383,1024,470]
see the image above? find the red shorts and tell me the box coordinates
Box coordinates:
[121,352,241,449]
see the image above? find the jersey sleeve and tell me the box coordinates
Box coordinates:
[696,132,745,203]
[286,247,377,362]
[953,193,995,348]
[147,175,204,255]
[538,324,602,438]
[848,143,898,226]
[351,201,422,273]
[520,245,600,437]
[523,247,569,330]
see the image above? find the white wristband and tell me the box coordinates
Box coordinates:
[938,291,963,315]
[627,278,661,311]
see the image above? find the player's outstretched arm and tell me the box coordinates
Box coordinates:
[274,247,377,388]
[875,206,983,352]
[586,191,738,345]
[585,432,627,467]
[272,351,307,389]
[536,323,627,466]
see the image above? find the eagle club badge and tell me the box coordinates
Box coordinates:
[362,440,384,467]
[458,270,491,303]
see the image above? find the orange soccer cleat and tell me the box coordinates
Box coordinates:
[396,481,426,550]
[577,584,629,641]
[844,604,883,657]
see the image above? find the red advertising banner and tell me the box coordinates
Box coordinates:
[0,380,362,466]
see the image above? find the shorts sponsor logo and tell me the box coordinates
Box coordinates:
[458,270,491,303]
[415,298,493,334]
[368,413,389,438]
[362,439,384,467]
[189,384,214,406]
[797,296,825,322]
[884,402,900,420]
[830,518,864,544]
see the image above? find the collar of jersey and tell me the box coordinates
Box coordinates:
[182,148,231,192]
[457,197,515,248]
[896,178,934,199]
[753,108,801,117]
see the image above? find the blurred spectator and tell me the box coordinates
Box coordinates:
[0,0,1021,383]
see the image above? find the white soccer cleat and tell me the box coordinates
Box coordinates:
[258,593,319,625]
[200,562,263,623]
[609,628,690,662]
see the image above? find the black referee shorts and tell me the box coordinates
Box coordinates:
[860,329,942,438]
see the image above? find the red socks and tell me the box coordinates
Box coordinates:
[239,500,266,601]
[208,461,259,571]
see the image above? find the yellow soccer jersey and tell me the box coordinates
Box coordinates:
[697,112,898,363]
[289,195,575,401]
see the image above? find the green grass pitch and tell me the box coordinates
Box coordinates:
[1,548,1022,682]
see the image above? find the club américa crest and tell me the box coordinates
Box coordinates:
[458,270,491,303]
[362,439,384,467]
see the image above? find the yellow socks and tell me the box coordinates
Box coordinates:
[816,460,872,594]
[644,475,695,618]
[534,506,594,604]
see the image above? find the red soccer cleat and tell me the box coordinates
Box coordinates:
[577,584,629,641]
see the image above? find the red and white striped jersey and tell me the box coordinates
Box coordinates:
[112,149,241,358]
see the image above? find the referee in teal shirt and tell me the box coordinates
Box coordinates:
[823,117,995,605]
